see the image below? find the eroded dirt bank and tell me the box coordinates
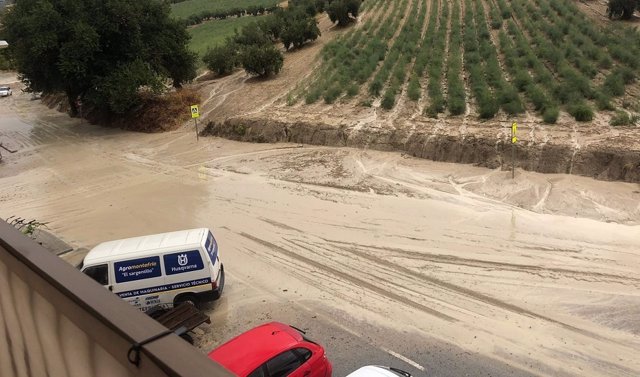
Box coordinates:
[203,117,640,183]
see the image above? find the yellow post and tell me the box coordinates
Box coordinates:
[511,122,517,179]
[190,105,200,141]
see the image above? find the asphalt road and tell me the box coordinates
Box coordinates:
[197,273,538,377]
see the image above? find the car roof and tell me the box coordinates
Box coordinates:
[0,86,9,89]
[83,228,209,265]
[346,366,410,377]
[208,322,304,376]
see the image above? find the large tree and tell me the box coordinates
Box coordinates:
[326,0,361,26]
[607,0,639,19]
[2,0,197,114]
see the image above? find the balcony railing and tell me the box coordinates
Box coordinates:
[0,220,233,377]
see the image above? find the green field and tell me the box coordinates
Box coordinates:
[172,0,279,19]
[188,15,267,57]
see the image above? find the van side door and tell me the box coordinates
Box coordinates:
[112,256,164,311]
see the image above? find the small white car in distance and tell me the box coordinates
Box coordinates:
[346,366,413,377]
[0,86,12,97]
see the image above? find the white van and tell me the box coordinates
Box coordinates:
[80,228,224,311]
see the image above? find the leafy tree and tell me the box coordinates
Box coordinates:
[607,0,639,19]
[203,41,239,75]
[259,14,285,41]
[240,44,284,76]
[281,15,321,50]
[1,0,196,114]
[233,21,272,47]
[326,0,361,26]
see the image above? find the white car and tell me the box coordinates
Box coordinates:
[346,366,413,377]
[0,86,12,97]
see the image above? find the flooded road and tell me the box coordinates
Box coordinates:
[1,87,639,376]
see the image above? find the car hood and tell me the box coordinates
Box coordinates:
[345,366,405,377]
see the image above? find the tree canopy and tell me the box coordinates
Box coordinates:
[326,0,361,26]
[202,0,322,78]
[2,0,197,114]
[607,0,639,19]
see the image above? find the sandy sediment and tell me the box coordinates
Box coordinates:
[202,116,640,182]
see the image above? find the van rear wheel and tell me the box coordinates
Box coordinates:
[174,294,199,309]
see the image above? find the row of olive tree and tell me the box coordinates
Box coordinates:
[182,5,278,27]
[1,0,196,115]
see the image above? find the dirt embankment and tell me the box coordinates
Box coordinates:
[41,89,201,133]
[202,117,640,183]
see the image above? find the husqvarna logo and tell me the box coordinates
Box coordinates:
[177,254,189,266]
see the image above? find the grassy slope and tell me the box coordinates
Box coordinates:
[188,15,267,57]
[172,0,278,19]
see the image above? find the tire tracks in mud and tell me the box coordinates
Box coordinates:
[325,240,640,286]
[237,231,457,322]
[239,217,636,348]
[311,238,636,347]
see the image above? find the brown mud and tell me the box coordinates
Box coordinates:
[202,117,640,182]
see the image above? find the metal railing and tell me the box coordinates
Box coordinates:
[0,220,233,377]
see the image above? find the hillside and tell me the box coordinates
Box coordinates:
[195,0,640,182]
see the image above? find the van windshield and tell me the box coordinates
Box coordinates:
[205,232,218,261]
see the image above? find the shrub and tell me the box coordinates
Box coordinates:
[603,72,626,97]
[407,76,420,101]
[448,98,465,116]
[305,88,321,103]
[595,92,615,110]
[526,84,548,111]
[490,9,502,29]
[477,91,499,119]
[610,111,632,126]
[498,85,524,115]
[346,83,359,97]
[381,90,395,109]
[323,84,342,103]
[369,78,383,96]
[513,70,531,92]
[542,107,559,124]
[568,102,594,122]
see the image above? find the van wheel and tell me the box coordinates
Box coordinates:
[174,294,199,309]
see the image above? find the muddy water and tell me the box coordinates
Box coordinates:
[1,91,639,376]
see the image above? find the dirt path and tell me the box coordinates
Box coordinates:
[1,90,639,376]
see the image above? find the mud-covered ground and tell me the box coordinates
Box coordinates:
[1,79,639,376]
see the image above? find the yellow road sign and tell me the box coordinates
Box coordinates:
[511,122,517,143]
[190,104,200,119]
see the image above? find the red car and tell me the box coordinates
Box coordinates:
[208,322,332,377]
